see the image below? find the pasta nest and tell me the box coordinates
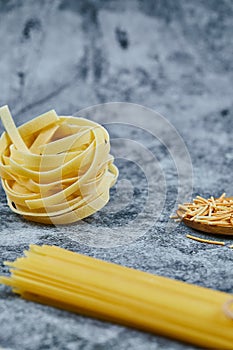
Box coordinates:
[0,109,118,224]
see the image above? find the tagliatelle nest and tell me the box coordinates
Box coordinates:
[0,106,118,224]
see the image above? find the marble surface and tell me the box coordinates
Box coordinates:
[0,1,233,349]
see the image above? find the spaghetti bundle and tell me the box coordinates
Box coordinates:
[1,245,233,349]
[0,106,118,224]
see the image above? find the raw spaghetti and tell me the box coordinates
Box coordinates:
[1,245,233,349]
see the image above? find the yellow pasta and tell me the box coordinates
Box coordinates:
[176,194,233,227]
[1,245,233,349]
[186,234,225,246]
[0,106,118,224]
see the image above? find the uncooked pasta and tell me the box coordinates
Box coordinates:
[1,244,233,349]
[0,105,118,224]
[176,193,233,227]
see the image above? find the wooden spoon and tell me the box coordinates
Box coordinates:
[177,197,233,236]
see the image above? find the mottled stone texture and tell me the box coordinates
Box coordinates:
[0,1,233,349]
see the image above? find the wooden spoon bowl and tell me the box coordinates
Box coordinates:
[177,196,233,236]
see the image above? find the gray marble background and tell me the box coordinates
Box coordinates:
[0,1,233,349]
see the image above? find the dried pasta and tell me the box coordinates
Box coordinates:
[0,106,118,224]
[1,245,233,349]
[186,234,225,246]
[176,193,233,227]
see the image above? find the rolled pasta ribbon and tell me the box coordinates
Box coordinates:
[0,106,118,224]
